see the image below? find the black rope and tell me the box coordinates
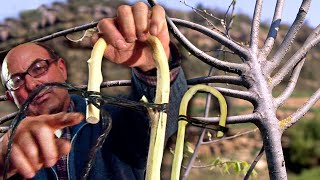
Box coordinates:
[2,82,168,179]
[178,115,228,133]
[81,109,112,180]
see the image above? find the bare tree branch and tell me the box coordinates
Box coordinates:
[202,48,235,54]
[223,0,236,38]
[274,58,305,107]
[33,22,98,42]
[178,0,222,32]
[214,87,257,104]
[193,113,260,124]
[166,16,247,75]
[182,129,205,180]
[171,18,249,59]
[265,0,312,75]
[260,0,285,57]
[0,112,17,125]
[0,95,7,101]
[0,126,9,134]
[244,145,264,180]
[75,80,131,90]
[271,25,320,87]
[280,88,320,131]
[0,22,98,55]
[202,128,258,145]
[187,75,249,88]
[250,0,263,55]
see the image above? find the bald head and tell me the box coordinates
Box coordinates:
[1,42,69,115]
[1,43,59,89]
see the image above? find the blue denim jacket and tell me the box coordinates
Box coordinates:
[27,68,187,180]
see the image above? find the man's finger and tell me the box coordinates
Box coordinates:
[10,145,36,179]
[117,5,136,43]
[90,32,100,47]
[17,133,42,171]
[150,5,167,36]
[132,2,150,41]
[97,18,127,50]
[47,112,84,130]
[30,126,59,167]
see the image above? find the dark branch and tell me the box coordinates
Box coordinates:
[75,80,131,90]
[214,87,257,104]
[244,145,264,180]
[0,112,17,125]
[182,128,206,180]
[193,113,260,124]
[223,0,236,38]
[187,75,249,88]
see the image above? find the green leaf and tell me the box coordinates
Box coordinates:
[223,163,230,174]
[184,142,194,154]
[211,157,221,166]
[233,161,242,173]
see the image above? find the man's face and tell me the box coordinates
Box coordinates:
[3,43,70,116]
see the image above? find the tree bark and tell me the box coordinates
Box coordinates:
[258,118,287,180]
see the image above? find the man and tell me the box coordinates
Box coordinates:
[0,2,187,179]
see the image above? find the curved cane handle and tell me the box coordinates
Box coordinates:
[171,84,227,180]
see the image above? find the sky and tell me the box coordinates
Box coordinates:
[0,0,319,28]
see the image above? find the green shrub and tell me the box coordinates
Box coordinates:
[285,111,320,172]
[289,166,320,180]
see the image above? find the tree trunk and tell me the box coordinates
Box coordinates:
[258,118,287,180]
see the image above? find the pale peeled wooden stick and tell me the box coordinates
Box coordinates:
[145,36,170,180]
[86,38,107,124]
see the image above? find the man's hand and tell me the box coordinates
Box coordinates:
[0,112,83,179]
[92,2,170,72]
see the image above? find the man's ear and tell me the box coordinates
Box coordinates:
[5,90,14,102]
[57,58,67,80]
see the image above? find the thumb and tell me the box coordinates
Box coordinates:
[90,33,100,47]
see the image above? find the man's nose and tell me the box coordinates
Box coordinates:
[25,74,41,92]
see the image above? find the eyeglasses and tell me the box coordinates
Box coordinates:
[6,58,58,91]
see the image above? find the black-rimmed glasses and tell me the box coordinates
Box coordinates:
[6,58,58,91]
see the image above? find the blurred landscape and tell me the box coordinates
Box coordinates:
[0,0,319,179]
